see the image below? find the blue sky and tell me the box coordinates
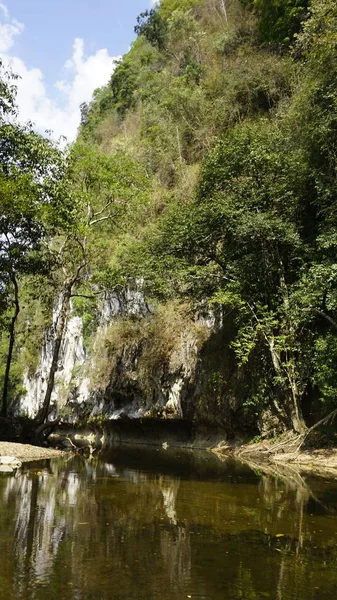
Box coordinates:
[0,0,155,141]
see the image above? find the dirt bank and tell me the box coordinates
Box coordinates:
[0,442,66,462]
[212,434,337,477]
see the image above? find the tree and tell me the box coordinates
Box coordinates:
[0,58,17,119]
[0,63,68,417]
[36,143,149,425]
[109,57,139,116]
[137,119,312,432]
[160,0,200,19]
[240,0,310,47]
[134,9,168,50]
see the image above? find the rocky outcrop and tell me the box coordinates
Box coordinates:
[19,299,89,419]
[16,289,220,429]
[15,284,261,440]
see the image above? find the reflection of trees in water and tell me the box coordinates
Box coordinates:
[229,564,258,600]
[239,459,337,600]
[159,475,179,525]
[1,455,337,599]
[0,458,194,599]
[4,464,77,598]
[160,527,191,589]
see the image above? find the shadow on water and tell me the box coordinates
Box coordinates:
[1,447,337,599]
[100,445,262,482]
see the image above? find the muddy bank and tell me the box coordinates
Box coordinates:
[0,442,66,463]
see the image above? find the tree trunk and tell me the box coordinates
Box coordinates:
[266,336,306,434]
[247,297,307,434]
[33,418,60,446]
[286,362,307,434]
[1,274,20,418]
[36,283,72,425]
[219,0,228,24]
[278,267,307,434]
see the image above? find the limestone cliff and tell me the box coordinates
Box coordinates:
[17,290,231,431]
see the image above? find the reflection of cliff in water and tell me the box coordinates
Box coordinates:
[0,452,337,599]
[0,457,193,600]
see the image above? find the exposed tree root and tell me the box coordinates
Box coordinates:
[291,408,337,456]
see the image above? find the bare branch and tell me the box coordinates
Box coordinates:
[292,408,337,456]
[89,215,114,226]
[219,0,228,24]
[91,198,114,219]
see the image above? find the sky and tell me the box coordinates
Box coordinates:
[0,0,156,142]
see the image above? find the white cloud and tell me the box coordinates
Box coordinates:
[0,2,24,52]
[0,4,120,143]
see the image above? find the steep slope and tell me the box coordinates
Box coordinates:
[7,0,337,441]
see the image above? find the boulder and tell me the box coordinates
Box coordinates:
[0,456,22,468]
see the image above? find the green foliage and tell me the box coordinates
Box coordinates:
[134,9,168,50]
[241,0,310,47]
[6,0,337,434]
[0,63,71,412]
[81,0,292,172]
[0,59,17,118]
[87,414,108,427]
[159,0,200,19]
[110,57,138,115]
[313,334,337,408]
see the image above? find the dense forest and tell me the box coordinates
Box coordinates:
[2,0,337,440]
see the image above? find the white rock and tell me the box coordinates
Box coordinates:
[0,456,22,468]
[0,465,14,473]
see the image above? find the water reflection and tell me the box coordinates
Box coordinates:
[0,449,337,599]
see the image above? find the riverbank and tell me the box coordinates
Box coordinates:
[0,442,66,462]
[47,420,337,477]
[212,434,337,477]
[2,417,337,476]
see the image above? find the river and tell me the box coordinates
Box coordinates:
[0,447,337,599]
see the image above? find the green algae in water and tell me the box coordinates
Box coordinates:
[0,448,337,599]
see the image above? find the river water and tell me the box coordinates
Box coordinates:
[1,447,337,599]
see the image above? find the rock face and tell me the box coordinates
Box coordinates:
[19,298,88,419]
[15,286,259,438]
[16,287,216,427]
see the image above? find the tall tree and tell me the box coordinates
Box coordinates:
[36,143,148,424]
[0,61,68,416]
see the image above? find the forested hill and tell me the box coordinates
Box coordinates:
[2,0,337,439]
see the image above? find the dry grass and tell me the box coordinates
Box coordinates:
[90,319,144,391]
[89,300,210,395]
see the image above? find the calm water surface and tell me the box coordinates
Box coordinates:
[1,447,337,599]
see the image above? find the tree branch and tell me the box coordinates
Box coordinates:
[91,198,114,219]
[303,307,337,330]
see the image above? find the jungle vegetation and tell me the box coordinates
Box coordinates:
[2,0,337,436]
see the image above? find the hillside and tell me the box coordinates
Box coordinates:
[2,0,337,444]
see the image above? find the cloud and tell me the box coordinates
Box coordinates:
[0,2,24,52]
[0,4,119,143]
